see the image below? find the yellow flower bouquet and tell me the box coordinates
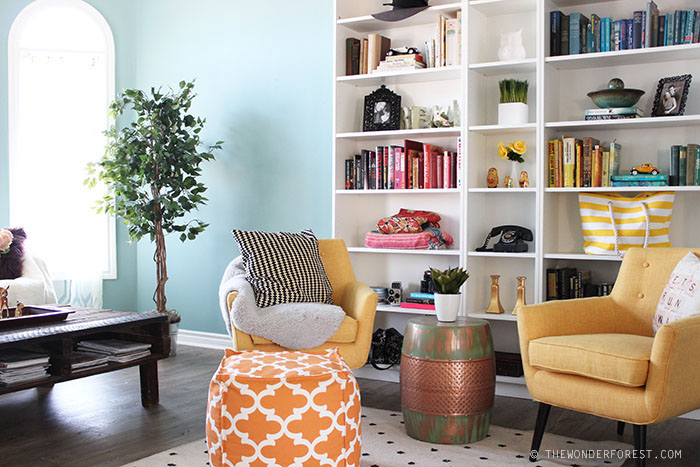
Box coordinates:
[498,140,526,163]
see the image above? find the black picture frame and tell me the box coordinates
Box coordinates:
[363,85,401,132]
[651,74,692,117]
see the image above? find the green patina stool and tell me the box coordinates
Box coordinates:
[400,316,495,444]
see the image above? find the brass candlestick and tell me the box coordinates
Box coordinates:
[513,276,526,315]
[486,275,505,314]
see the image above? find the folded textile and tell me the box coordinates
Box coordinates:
[218,257,345,350]
[364,228,454,250]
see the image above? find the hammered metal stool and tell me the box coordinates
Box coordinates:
[400,316,495,444]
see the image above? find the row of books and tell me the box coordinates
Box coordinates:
[546,268,614,301]
[550,3,700,56]
[345,139,463,190]
[0,349,50,387]
[424,11,461,68]
[346,34,391,75]
[548,137,621,188]
[76,339,152,364]
[584,106,644,121]
[375,53,426,73]
[669,144,700,186]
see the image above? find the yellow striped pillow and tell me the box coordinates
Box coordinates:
[578,192,675,256]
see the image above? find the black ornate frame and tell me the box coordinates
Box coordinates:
[363,85,401,131]
[651,74,692,117]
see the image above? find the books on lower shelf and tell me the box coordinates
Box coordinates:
[611,174,669,186]
[546,268,614,301]
[551,4,700,57]
[0,349,50,387]
[584,107,643,120]
[669,144,700,186]
[548,137,621,188]
[400,302,435,311]
[345,139,462,190]
[66,351,111,371]
[76,339,152,363]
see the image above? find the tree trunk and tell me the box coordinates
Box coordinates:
[153,220,168,314]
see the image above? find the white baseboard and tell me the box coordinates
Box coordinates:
[177,329,230,350]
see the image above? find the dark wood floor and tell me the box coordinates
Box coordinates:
[1,345,697,466]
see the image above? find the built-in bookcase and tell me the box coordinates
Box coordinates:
[334,0,700,396]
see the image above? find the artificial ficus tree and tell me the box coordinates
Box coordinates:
[87,80,222,316]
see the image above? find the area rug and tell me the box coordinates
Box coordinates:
[123,407,632,466]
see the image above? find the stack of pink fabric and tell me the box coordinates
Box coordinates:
[364,209,454,250]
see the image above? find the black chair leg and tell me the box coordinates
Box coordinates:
[617,421,625,435]
[633,424,647,467]
[529,403,552,462]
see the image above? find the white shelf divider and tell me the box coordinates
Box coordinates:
[377,304,434,315]
[336,188,460,195]
[546,43,700,70]
[469,0,537,16]
[469,123,537,135]
[337,66,461,86]
[337,2,461,33]
[336,127,460,140]
[468,251,536,258]
[468,187,537,193]
[468,58,536,76]
[545,115,700,131]
[544,253,623,262]
[546,186,698,193]
[347,247,460,256]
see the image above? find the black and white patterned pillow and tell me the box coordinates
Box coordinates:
[232,229,334,308]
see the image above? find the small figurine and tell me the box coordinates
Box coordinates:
[513,277,527,315]
[504,175,514,188]
[15,301,24,318]
[429,105,453,128]
[486,275,505,314]
[519,171,529,188]
[401,106,411,129]
[0,286,9,319]
[487,167,499,188]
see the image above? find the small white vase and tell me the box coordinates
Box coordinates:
[498,102,528,126]
[434,293,461,322]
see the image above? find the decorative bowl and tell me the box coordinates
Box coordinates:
[587,78,645,108]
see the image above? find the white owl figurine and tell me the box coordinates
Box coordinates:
[498,29,526,61]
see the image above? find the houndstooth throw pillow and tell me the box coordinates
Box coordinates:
[232,229,334,308]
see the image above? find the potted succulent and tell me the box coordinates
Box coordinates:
[87,81,222,353]
[430,267,470,322]
[498,79,529,125]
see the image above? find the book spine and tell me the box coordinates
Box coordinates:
[546,269,557,300]
[642,10,647,47]
[576,142,582,187]
[553,139,561,187]
[695,145,700,185]
[595,16,603,52]
[686,144,697,185]
[345,159,353,189]
[400,302,435,311]
[675,11,683,45]
[679,146,688,186]
[410,292,435,299]
[563,137,575,187]
[548,140,556,187]
[457,136,463,188]
[610,142,621,177]
[443,151,450,189]
[580,15,589,53]
[570,13,581,54]
[382,147,388,189]
[551,11,561,56]
[346,38,360,76]
[694,11,700,43]
[423,145,432,189]
[670,145,680,186]
[666,13,674,46]
[586,23,594,53]
[685,9,695,43]
[362,150,370,189]
[614,20,621,50]
[657,16,665,47]
[633,12,643,49]
[602,151,610,187]
[592,146,600,187]
[388,147,395,189]
[627,18,634,49]
[561,14,570,55]
[621,19,629,50]
[436,153,444,189]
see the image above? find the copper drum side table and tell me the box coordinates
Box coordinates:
[400,316,495,444]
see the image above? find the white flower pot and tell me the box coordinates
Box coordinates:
[498,102,529,126]
[434,293,462,322]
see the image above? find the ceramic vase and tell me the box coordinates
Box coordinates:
[513,276,526,315]
[498,102,528,126]
[435,293,461,322]
[485,275,505,314]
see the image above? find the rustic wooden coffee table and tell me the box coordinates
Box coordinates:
[0,309,170,407]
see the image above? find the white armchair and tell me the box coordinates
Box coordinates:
[0,253,57,306]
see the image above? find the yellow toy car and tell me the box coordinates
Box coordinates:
[630,163,659,175]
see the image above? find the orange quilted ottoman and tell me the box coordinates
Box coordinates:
[206,348,362,467]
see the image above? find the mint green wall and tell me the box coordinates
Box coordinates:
[0,0,332,333]
[130,0,333,333]
[0,0,138,312]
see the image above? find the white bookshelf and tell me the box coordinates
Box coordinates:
[334,0,700,395]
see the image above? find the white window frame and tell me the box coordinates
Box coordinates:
[8,0,117,280]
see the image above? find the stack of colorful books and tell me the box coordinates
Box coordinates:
[611,174,669,186]
[584,107,643,120]
[375,54,426,72]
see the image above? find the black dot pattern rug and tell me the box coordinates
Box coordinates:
[122,407,631,466]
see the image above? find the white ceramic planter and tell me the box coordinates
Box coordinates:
[434,293,462,322]
[498,102,529,126]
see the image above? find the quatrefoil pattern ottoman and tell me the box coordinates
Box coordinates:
[206,348,362,467]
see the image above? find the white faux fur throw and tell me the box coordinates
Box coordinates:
[218,256,345,350]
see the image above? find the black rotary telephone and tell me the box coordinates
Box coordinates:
[476,225,533,253]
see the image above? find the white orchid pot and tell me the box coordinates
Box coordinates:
[435,293,462,322]
[498,102,529,125]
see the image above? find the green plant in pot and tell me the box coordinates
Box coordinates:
[86,80,222,350]
[430,267,469,322]
[498,79,529,126]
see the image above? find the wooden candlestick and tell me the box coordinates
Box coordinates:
[513,276,526,315]
[486,275,505,314]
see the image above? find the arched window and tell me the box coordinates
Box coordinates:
[8,0,116,280]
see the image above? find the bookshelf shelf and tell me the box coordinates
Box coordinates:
[467,251,536,259]
[468,58,537,76]
[544,253,623,262]
[337,66,461,86]
[337,2,461,33]
[545,115,700,131]
[468,123,537,135]
[468,187,536,193]
[469,0,537,16]
[546,43,700,70]
[468,312,518,321]
[336,188,460,195]
[546,186,700,193]
[347,247,460,256]
[376,304,432,315]
[336,127,460,140]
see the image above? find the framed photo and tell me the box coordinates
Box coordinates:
[651,74,692,117]
[363,85,401,132]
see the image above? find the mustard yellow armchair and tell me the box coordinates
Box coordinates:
[518,248,700,466]
[226,239,377,370]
